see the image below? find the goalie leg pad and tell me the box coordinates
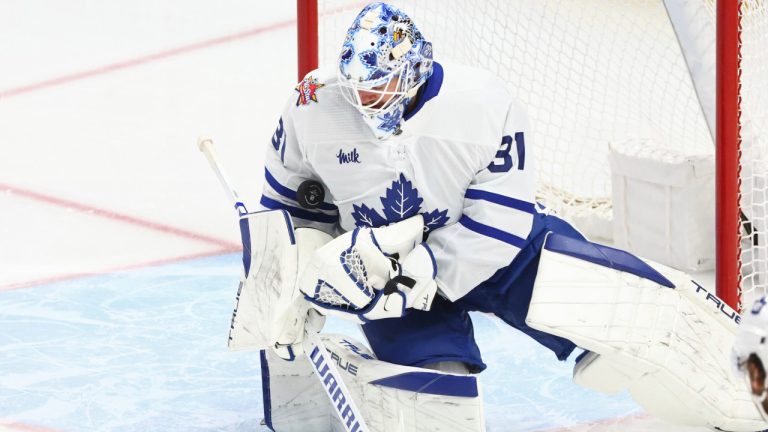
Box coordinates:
[262,335,486,432]
[572,351,641,396]
[526,233,765,431]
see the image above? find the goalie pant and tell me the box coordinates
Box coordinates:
[361,212,582,372]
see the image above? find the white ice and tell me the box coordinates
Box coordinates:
[0,1,717,431]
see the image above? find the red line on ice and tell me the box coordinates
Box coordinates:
[0,420,62,432]
[0,247,239,292]
[0,0,371,100]
[0,4,360,290]
[0,183,239,249]
[0,19,294,99]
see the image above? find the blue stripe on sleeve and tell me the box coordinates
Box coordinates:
[264,169,337,211]
[464,189,535,214]
[260,195,339,224]
[264,169,295,200]
[459,215,527,249]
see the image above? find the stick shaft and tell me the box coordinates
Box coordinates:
[197,137,247,214]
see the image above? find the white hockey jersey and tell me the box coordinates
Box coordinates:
[259,62,536,301]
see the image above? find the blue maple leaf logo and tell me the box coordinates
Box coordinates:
[352,203,387,228]
[422,208,450,232]
[381,174,422,221]
[352,173,449,233]
[377,106,402,132]
[378,4,396,22]
[359,50,378,70]
[340,44,354,64]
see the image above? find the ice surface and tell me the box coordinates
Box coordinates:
[0,1,720,430]
[0,254,712,432]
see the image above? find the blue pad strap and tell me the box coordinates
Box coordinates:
[544,233,674,288]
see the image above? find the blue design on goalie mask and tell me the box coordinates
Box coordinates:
[338,2,434,139]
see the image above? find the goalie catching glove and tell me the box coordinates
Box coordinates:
[299,215,438,322]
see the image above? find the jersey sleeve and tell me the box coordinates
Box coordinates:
[257,97,341,236]
[425,100,537,301]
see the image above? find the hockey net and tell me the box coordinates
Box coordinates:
[739,1,768,311]
[300,0,768,311]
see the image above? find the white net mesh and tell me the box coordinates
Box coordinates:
[313,0,767,307]
[739,0,768,307]
[313,246,374,310]
[341,246,373,294]
[315,280,350,308]
[318,1,712,229]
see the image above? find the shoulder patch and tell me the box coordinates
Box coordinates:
[295,75,325,106]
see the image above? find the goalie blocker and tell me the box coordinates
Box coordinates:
[527,233,766,431]
[227,209,332,357]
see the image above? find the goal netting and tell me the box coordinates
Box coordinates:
[305,0,768,310]
[739,0,768,310]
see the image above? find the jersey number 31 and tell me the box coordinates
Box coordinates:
[488,132,525,173]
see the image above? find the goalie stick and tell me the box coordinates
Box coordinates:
[197,137,370,432]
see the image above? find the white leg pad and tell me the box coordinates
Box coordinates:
[526,234,766,431]
[572,351,641,395]
[262,335,485,432]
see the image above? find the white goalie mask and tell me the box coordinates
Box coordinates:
[337,2,433,140]
[733,296,768,420]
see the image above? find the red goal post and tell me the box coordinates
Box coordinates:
[296,0,767,312]
[717,0,742,311]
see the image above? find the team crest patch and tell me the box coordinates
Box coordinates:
[352,173,449,233]
[295,75,325,106]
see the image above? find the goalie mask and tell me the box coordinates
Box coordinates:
[338,2,434,140]
[733,296,768,420]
